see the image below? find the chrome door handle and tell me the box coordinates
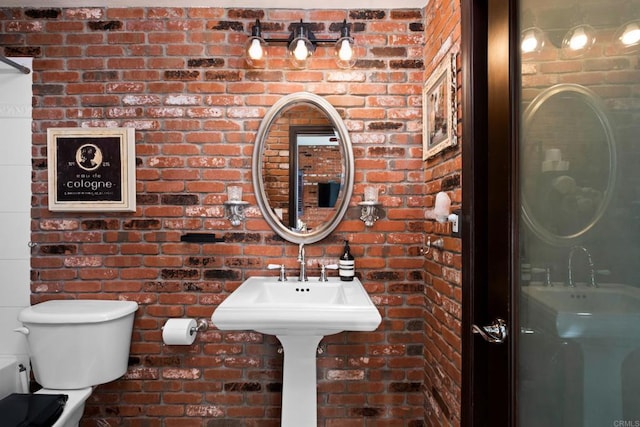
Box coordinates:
[472,318,508,343]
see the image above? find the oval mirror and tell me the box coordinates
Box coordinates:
[252,92,354,244]
[521,84,617,246]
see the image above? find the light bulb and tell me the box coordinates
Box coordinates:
[293,39,308,61]
[248,38,264,60]
[621,23,640,46]
[521,32,539,53]
[569,27,588,50]
[338,39,353,61]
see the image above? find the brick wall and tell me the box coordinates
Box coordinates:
[421,0,463,425]
[0,6,444,426]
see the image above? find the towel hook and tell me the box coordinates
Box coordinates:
[420,236,432,255]
[421,236,445,256]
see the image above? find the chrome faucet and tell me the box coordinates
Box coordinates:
[567,245,597,288]
[297,242,307,282]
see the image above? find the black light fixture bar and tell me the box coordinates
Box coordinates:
[256,20,346,45]
[245,19,356,69]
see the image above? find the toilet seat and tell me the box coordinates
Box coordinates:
[36,387,92,427]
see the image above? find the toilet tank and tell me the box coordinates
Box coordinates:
[17,300,138,390]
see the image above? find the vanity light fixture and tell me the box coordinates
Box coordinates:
[358,186,381,227]
[245,19,357,69]
[615,20,640,47]
[224,186,249,227]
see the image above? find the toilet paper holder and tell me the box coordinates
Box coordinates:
[190,319,208,336]
[162,318,209,346]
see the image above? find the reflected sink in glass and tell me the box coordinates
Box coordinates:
[211,276,382,336]
[522,283,640,427]
[522,283,640,339]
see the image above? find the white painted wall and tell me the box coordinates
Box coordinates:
[0,58,32,358]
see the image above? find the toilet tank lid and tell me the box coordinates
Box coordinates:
[18,300,138,324]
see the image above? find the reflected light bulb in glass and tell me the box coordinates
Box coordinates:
[621,23,640,46]
[521,32,539,53]
[569,28,588,50]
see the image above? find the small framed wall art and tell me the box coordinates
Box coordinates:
[47,127,136,212]
[423,53,457,159]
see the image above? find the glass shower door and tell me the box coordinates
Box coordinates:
[518,0,640,426]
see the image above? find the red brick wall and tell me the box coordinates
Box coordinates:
[0,6,435,426]
[422,0,463,425]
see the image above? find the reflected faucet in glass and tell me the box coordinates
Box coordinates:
[567,245,597,287]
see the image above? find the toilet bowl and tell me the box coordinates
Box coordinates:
[11,299,138,427]
[34,387,92,427]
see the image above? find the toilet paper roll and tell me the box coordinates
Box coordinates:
[162,318,197,345]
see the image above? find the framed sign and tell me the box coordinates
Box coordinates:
[47,127,136,212]
[423,53,457,159]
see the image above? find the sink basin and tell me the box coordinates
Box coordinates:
[521,283,640,339]
[212,276,381,427]
[211,276,381,336]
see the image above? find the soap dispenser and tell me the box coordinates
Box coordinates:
[339,240,355,281]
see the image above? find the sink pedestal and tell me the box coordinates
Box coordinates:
[580,339,636,427]
[277,334,324,427]
[522,285,640,426]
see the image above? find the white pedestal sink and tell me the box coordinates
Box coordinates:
[211,277,382,427]
[522,284,640,427]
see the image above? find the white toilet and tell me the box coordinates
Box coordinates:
[13,299,138,427]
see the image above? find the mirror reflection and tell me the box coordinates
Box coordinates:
[521,84,617,245]
[261,105,343,232]
[252,92,354,244]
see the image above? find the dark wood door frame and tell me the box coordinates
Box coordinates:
[461,0,519,425]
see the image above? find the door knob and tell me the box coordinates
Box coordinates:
[472,318,508,343]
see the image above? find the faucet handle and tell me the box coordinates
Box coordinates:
[531,266,553,286]
[267,264,287,282]
[319,264,338,281]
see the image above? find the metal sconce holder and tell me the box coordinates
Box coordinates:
[224,201,249,227]
[358,201,381,227]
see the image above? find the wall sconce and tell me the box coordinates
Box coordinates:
[425,191,459,233]
[358,186,381,227]
[224,186,248,227]
[615,20,640,47]
[245,19,357,69]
